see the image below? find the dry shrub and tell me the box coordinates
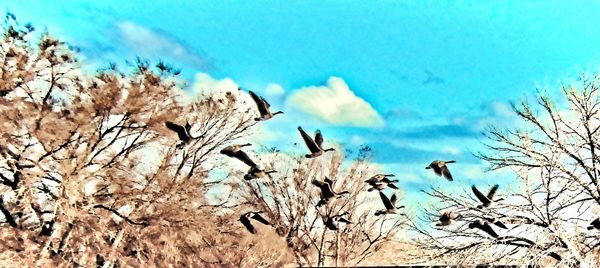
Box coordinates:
[0,14,405,267]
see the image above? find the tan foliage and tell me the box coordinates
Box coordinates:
[0,15,405,267]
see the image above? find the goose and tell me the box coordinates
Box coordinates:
[298,126,335,158]
[365,174,396,184]
[365,174,399,192]
[240,211,272,234]
[426,160,455,181]
[367,181,399,192]
[249,90,283,121]
[312,177,350,207]
[220,144,255,167]
[436,211,459,226]
[324,212,352,231]
[165,121,201,148]
[587,218,600,230]
[483,217,508,229]
[472,184,504,209]
[244,166,277,181]
[468,219,498,238]
[375,191,405,216]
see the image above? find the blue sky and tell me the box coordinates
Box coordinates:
[5,1,600,203]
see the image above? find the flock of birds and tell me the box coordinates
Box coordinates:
[163,89,600,240]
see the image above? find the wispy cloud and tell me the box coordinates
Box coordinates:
[396,124,480,139]
[286,77,384,128]
[79,21,213,71]
[115,21,213,70]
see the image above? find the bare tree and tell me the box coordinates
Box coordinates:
[0,15,292,267]
[410,75,600,266]
[230,146,406,267]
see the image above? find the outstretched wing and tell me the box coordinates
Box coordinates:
[441,166,453,181]
[314,130,324,148]
[249,90,269,115]
[165,121,189,141]
[431,165,442,176]
[311,179,326,188]
[260,96,271,108]
[298,126,321,153]
[379,191,394,210]
[220,146,235,157]
[493,220,508,229]
[312,179,334,198]
[240,215,256,234]
[471,185,490,204]
[480,222,499,238]
[390,193,398,206]
[487,184,499,200]
[251,213,271,225]
[233,150,257,167]
[387,183,399,189]
[338,217,352,224]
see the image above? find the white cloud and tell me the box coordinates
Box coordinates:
[349,135,367,146]
[191,73,239,97]
[265,83,285,97]
[441,146,461,155]
[286,77,384,127]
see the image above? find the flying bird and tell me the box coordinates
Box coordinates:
[436,211,459,226]
[239,211,272,234]
[165,121,200,149]
[298,126,335,158]
[365,174,399,192]
[248,90,283,121]
[324,212,352,231]
[312,177,350,207]
[422,69,445,85]
[220,144,256,167]
[375,191,404,216]
[472,184,504,209]
[244,166,277,181]
[469,219,499,238]
[588,218,600,230]
[426,160,455,181]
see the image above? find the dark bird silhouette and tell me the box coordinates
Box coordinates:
[365,174,395,184]
[426,160,455,181]
[436,211,459,226]
[249,90,283,121]
[469,219,499,238]
[375,191,404,216]
[472,184,504,209]
[220,144,255,167]
[422,69,445,85]
[165,121,200,148]
[240,211,272,234]
[588,218,600,230]
[324,212,352,231]
[298,126,335,158]
[312,177,350,207]
[244,166,277,181]
[365,174,398,191]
